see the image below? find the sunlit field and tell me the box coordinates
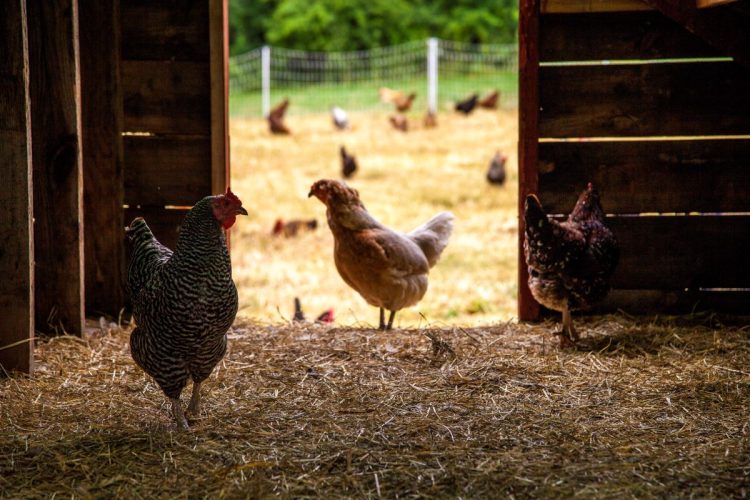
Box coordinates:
[230,109,518,327]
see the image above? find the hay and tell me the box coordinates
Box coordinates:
[1,316,749,497]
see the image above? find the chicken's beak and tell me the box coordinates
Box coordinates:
[237,206,248,216]
[307,189,314,198]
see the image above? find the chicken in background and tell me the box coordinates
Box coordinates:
[268,98,290,134]
[423,110,437,128]
[331,106,349,130]
[126,189,248,429]
[272,218,318,238]
[293,297,335,324]
[389,114,408,132]
[486,151,507,186]
[524,183,619,347]
[455,94,479,115]
[309,179,454,330]
[394,92,416,112]
[379,86,404,104]
[340,146,358,178]
[478,90,499,109]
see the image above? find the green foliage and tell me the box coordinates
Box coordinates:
[230,0,518,54]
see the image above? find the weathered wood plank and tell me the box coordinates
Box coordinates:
[541,0,652,13]
[519,0,541,321]
[538,139,750,214]
[607,216,750,289]
[539,61,750,137]
[209,0,229,196]
[121,0,209,61]
[123,135,211,206]
[27,0,85,336]
[696,0,738,8]
[124,207,189,253]
[597,289,750,314]
[540,12,719,61]
[79,0,125,317]
[0,0,34,374]
[122,60,210,135]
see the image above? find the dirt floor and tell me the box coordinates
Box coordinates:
[2,316,749,497]
[229,109,519,327]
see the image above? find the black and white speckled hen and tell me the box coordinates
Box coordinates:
[524,183,618,347]
[127,189,247,429]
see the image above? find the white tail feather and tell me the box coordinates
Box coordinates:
[408,211,454,268]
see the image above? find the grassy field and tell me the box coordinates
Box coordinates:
[230,108,519,327]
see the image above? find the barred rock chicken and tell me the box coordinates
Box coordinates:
[524,183,618,347]
[127,189,247,429]
[340,146,358,178]
[309,179,454,330]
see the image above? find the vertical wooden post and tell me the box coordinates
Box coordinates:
[0,0,34,374]
[79,0,124,318]
[27,0,85,335]
[210,0,229,195]
[518,0,541,321]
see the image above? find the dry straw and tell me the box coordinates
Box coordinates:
[1,314,749,497]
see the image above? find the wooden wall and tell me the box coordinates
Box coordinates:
[519,0,750,319]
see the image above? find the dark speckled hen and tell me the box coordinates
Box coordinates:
[524,183,619,347]
[127,189,247,429]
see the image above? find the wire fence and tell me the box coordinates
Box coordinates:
[229,38,518,117]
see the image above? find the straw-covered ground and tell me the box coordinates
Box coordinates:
[2,315,749,497]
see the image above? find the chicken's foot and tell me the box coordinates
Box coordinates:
[557,305,579,348]
[187,382,201,418]
[379,308,386,330]
[171,398,189,430]
[386,310,396,331]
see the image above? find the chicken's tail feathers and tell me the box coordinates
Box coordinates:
[408,211,455,268]
[523,194,549,233]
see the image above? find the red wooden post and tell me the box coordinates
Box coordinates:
[0,0,34,374]
[518,0,541,321]
[27,0,85,335]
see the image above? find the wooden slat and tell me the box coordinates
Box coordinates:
[607,216,750,289]
[539,61,750,137]
[541,0,652,13]
[209,0,229,196]
[642,0,750,70]
[79,0,125,317]
[519,0,542,321]
[124,207,189,253]
[121,0,209,61]
[538,139,750,214]
[27,0,85,336]
[697,0,738,8]
[597,289,750,314]
[124,135,211,206]
[0,0,34,374]
[122,60,210,135]
[540,12,719,61]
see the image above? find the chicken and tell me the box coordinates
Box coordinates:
[268,98,290,134]
[524,183,619,347]
[423,110,437,128]
[379,87,404,104]
[309,179,454,330]
[340,146,358,178]
[394,93,416,112]
[272,218,317,237]
[127,188,248,429]
[455,94,478,115]
[389,114,408,132]
[486,151,507,186]
[331,106,349,130]
[293,297,335,324]
[478,90,499,109]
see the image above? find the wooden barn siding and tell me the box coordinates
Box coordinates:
[519,5,750,319]
[0,0,34,373]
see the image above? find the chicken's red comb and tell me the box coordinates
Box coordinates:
[225,187,242,205]
[587,182,594,190]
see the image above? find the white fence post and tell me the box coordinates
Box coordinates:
[261,45,271,117]
[427,37,438,114]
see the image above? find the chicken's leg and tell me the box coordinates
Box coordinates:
[187,381,201,418]
[386,310,396,331]
[171,398,189,430]
[379,308,386,330]
[559,304,578,348]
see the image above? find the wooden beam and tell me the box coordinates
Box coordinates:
[209,0,229,196]
[541,0,652,13]
[27,0,85,336]
[0,0,34,374]
[79,0,125,318]
[641,0,750,69]
[518,0,541,321]
[696,0,738,9]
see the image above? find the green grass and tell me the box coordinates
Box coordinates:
[229,72,518,117]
